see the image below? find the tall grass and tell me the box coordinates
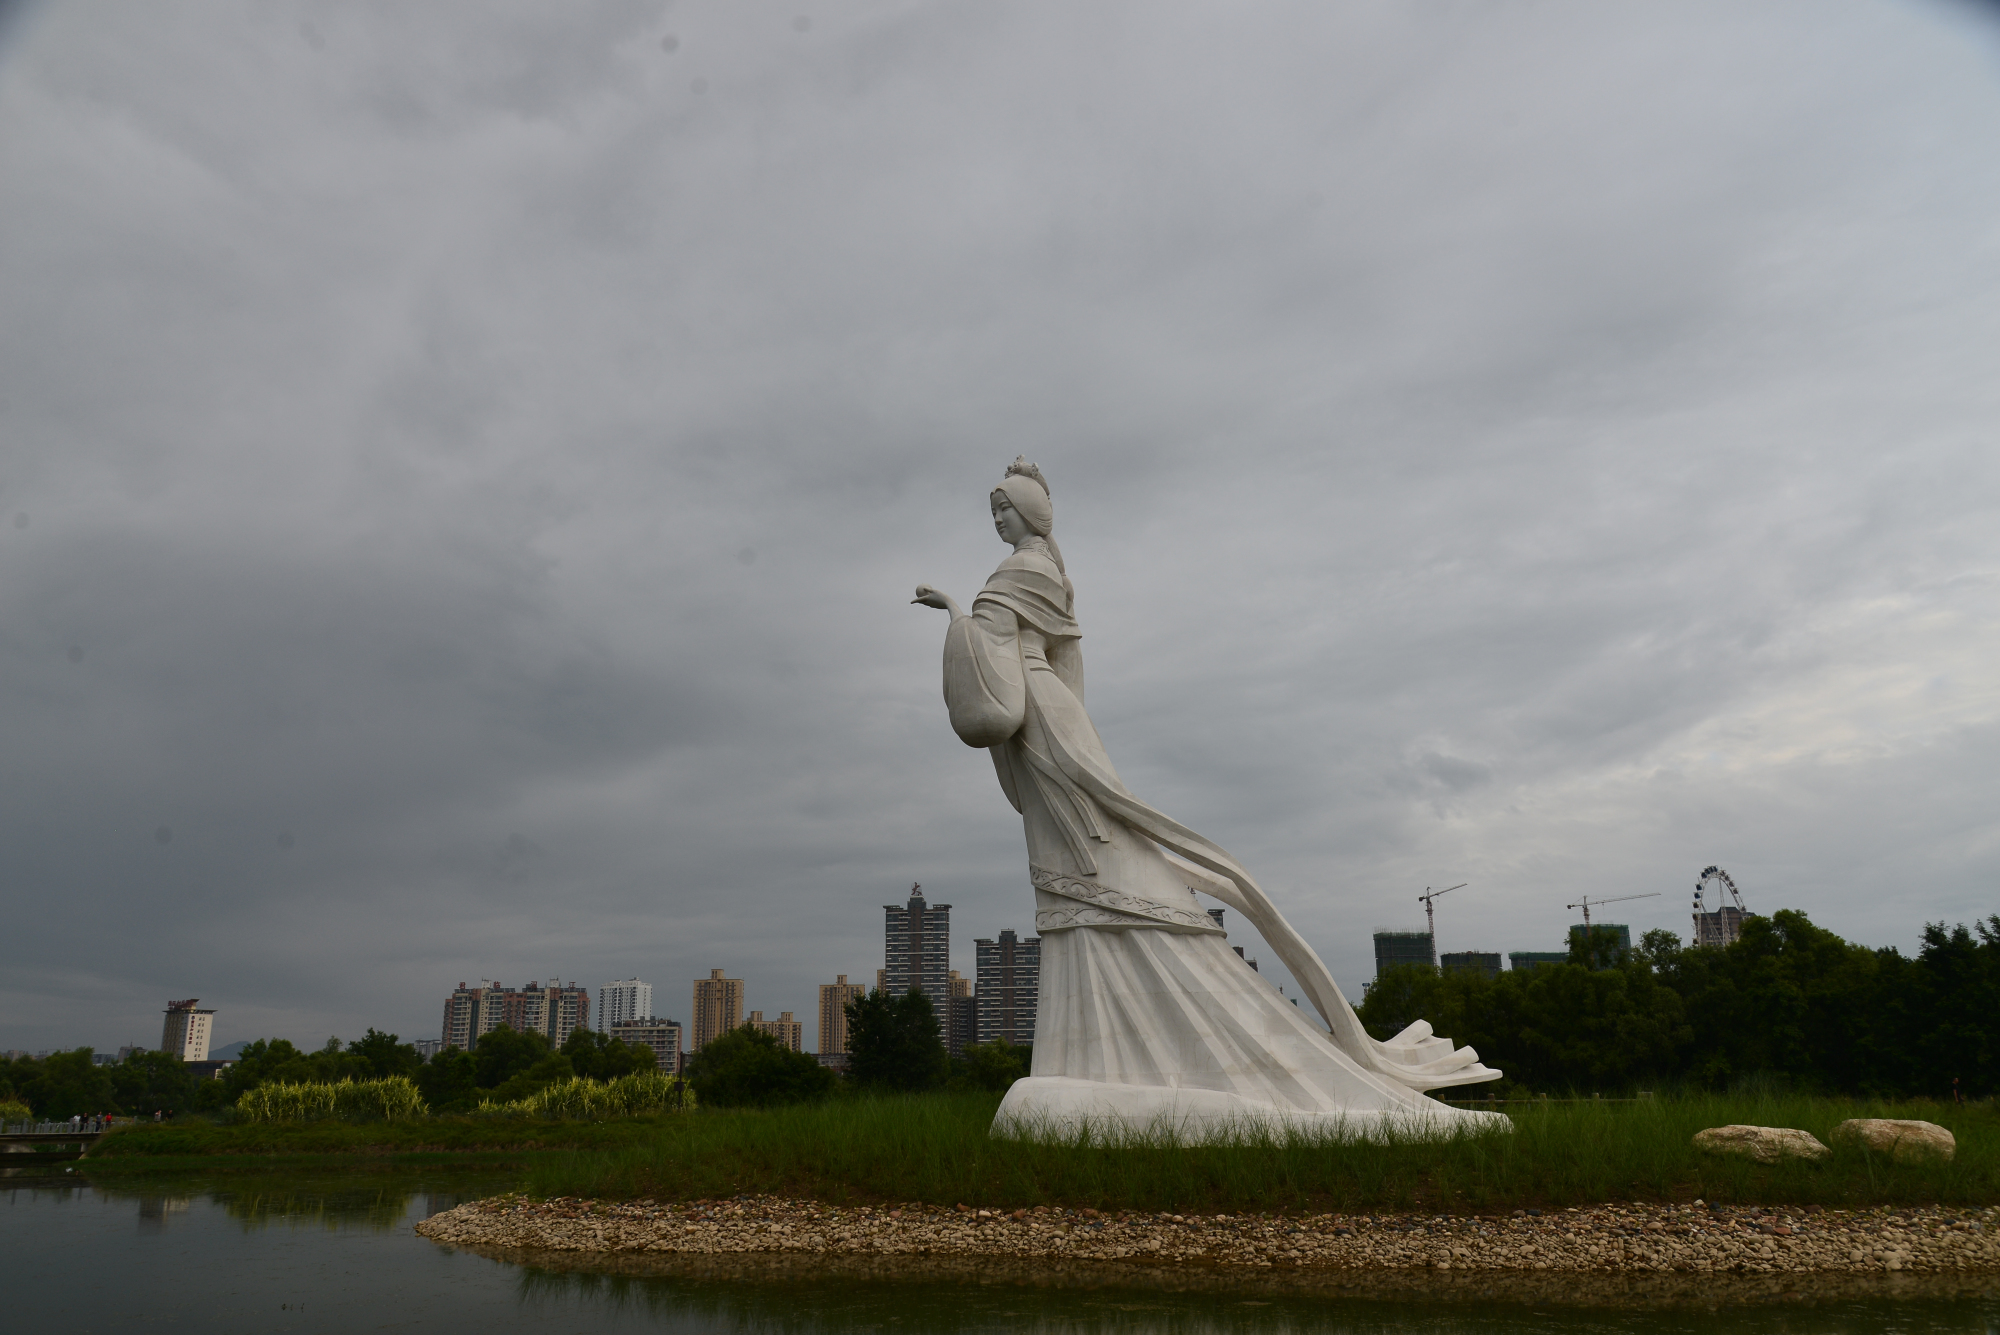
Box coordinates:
[236,1077,427,1124]
[523,1091,1998,1213]
[478,1073,691,1120]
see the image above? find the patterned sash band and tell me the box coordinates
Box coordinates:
[1030,865,1225,935]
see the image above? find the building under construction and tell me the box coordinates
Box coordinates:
[1440,951,1501,980]
[1373,930,1433,978]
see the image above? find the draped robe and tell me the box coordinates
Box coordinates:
[939,537,1505,1139]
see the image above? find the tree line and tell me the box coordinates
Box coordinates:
[1357,910,2000,1098]
[0,988,1016,1119]
[0,1025,657,1120]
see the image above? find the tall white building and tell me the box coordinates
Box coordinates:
[161,999,214,1061]
[600,978,653,1031]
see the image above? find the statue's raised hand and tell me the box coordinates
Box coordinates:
[911,584,960,614]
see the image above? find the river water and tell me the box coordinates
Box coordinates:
[4,1167,1995,1334]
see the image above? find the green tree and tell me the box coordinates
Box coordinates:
[685,1025,834,1108]
[950,1039,1029,1092]
[347,1029,421,1079]
[844,988,948,1092]
[109,1051,200,1116]
[209,1037,372,1103]
[560,1028,654,1080]
[1906,916,2000,1098]
[1361,956,1690,1094]
[415,1047,479,1112]
[20,1049,117,1118]
[471,1025,553,1089]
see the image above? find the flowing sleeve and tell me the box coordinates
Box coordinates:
[941,602,1025,749]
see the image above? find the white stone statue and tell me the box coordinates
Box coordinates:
[913,459,1506,1141]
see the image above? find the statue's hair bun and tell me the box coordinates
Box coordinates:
[1005,456,1050,495]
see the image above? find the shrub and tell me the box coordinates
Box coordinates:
[686,1026,835,1108]
[951,1039,1029,1092]
[0,1097,32,1124]
[480,1072,691,1119]
[235,1077,428,1123]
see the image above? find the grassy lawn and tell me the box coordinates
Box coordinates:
[82,1094,1998,1213]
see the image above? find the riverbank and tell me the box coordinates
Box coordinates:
[417,1194,2000,1276]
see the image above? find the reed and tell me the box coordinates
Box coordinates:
[235,1077,428,1124]
[477,1073,692,1120]
[520,1091,1999,1213]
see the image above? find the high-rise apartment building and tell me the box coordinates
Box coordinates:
[883,883,951,1013]
[945,970,977,1057]
[817,974,865,1056]
[610,1017,683,1072]
[439,980,591,1050]
[690,969,744,1051]
[747,1010,804,1053]
[161,999,214,1061]
[600,978,653,1030]
[975,929,1041,1046]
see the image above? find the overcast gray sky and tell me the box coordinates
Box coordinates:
[4,0,1998,1055]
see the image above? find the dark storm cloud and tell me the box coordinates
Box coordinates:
[2,0,1996,1050]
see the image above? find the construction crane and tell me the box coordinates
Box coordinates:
[1565,891,1659,929]
[1416,884,1467,966]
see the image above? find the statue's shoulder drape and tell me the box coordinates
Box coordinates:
[974,547,1077,641]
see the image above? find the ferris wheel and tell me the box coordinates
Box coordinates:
[1691,866,1748,947]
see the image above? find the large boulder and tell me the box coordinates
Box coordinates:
[1833,1118,1956,1162]
[1692,1124,1831,1162]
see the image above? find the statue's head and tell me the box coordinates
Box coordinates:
[990,457,1053,544]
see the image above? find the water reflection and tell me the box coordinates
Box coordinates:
[0,1168,1993,1334]
[136,1193,191,1229]
[494,1251,2000,1335]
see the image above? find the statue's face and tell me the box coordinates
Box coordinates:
[991,494,1034,545]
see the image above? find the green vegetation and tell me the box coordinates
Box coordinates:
[1,1097,32,1123]
[685,1027,833,1107]
[479,1072,687,1119]
[845,988,949,1091]
[517,1091,1996,1214]
[237,1077,429,1123]
[0,1024,664,1123]
[0,1048,209,1119]
[1360,911,2000,1098]
[843,987,1032,1093]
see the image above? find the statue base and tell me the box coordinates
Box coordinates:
[991,1076,1511,1145]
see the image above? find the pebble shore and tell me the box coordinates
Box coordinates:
[416,1196,2000,1275]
